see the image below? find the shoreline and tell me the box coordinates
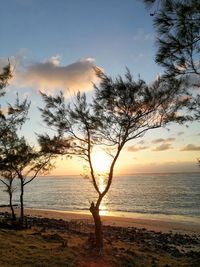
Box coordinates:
[1,207,200,235]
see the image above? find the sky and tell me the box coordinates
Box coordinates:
[0,0,199,175]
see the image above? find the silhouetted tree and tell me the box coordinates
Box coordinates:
[0,71,53,224]
[0,64,25,221]
[144,0,200,79]
[0,96,30,140]
[144,0,200,159]
[0,130,53,225]
[0,170,16,221]
[0,63,12,98]
[0,94,30,223]
[40,69,190,251]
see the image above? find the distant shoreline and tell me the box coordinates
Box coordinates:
[38,171,200,177]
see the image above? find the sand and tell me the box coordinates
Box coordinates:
[1,207,200,235]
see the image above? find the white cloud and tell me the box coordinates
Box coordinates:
[0,55,101,96]
[16,57,100,96]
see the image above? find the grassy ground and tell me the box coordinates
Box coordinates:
[0,226,199,267]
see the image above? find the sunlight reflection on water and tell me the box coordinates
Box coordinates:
[0,173,200,220]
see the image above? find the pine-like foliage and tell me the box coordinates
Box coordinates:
[144,0,200,119]
[40,69,191,249]
[0,65,53,224]
[144,0,200,78]
[0,63,12,97]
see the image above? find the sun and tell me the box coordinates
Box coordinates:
[91,149,112,174]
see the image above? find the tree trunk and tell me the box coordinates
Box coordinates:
[20,181,24,225]
[9,190,16,221]
[90,202,103,251]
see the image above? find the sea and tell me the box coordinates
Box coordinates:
[0,173,200,223]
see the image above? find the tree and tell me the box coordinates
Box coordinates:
[40,69,190,251]
[0,69,53,224]
[0,130,53,225]
[0,96,30,140]
[0,64,23,221]
[0,170,16,221]
[144,0,200,79]
[144,0,200,118]
[0,61,29,140]
[0,93,30,223]
[144,0,200,157]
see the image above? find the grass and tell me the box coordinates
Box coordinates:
[0,227,199,267]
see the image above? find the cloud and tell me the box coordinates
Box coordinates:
[181,144,200,151]
[152,138,175,144]
[126,161,200,173]
[177,131,184,136]
[127,145,149,152]
[0,54,100,96]
[152,143,173,151]
[16,57,99,95]
[152,138,165,143]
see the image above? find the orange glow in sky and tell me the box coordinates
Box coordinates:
[91,149,112,174]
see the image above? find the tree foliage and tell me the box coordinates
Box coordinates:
[0,170,16,221]
[0,127,54,223]
[144,0,200,120]
[0,64,53,224]
[0,63,12,97]
[0,96,30,139]
[144,0,200,78]
[40,69,191,250]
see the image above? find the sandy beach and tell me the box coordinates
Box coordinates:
[1,207,200,234]
[7,207,200,234]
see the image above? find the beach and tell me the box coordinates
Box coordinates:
[1,206,200,234]
[6,207,200,234]
[0,207,200,266]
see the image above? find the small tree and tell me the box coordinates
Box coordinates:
[40,69,190,250]
[0,170,16,221]
[0,64,29,221]
[0,63,54,225]
[0,131,53,224]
